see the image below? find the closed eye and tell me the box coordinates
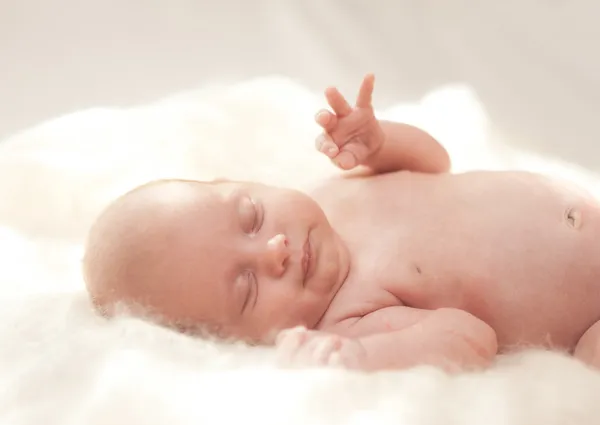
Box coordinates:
[241,271,258,313]
[249,198,264,234]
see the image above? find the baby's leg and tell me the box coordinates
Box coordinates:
[574,320,600,368]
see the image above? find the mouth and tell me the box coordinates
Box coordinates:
[301,230,314,285]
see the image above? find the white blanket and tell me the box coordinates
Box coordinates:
[1,77,600,425]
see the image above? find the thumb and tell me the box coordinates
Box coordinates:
[333,140,371,170]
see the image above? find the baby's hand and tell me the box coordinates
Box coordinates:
[275,326,366,369]
[315,74,385,170]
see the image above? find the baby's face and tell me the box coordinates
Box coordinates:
[138,180,350,343]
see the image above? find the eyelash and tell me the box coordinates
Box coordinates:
[249,198,263,233]
[242,271,258,312]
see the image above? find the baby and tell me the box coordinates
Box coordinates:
[83,74,600,372]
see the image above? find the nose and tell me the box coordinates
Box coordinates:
[260,233,290,277]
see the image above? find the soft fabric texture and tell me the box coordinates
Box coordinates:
[1,77,600,425]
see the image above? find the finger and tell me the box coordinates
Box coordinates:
[311,336,342,366]
[328,351,343,367]
[333,141,371,170]
[275,328,309,367]
[325,87,353,117]
[332,151,357,170]
[315,133,340,158]
[275,326,307,347]
[315,337,342,365]
[356,73,375,108]
[314,109,338,132]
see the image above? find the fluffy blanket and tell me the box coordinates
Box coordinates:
[1,77,600,425]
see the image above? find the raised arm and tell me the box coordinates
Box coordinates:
[365,120,450,174]
[315,74,451,175]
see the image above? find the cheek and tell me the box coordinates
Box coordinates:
[253,288,317,338]
[257,284,301,319]
[263,281,298,303]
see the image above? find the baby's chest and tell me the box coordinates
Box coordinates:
[335,216,478,315]
[318,250,458,336]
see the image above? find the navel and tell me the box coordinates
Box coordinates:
[564,207,582,230]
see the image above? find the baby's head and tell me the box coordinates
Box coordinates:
[83,178,350,343]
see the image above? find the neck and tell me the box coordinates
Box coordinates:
[312,231,352,329]
[333,231,352,293]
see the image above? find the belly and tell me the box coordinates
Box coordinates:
[378,171,600,350]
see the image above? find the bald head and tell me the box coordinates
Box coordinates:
[83,179,211,325]
[83,176,338,343]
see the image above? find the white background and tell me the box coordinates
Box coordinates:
[2,3,600,424]
[2,0,600,171]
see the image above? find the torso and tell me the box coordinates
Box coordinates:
[309,170,600,351]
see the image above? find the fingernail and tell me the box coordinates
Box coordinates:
[326,145,338,156]
[316,134,325,150]
[331,336,343,350]
[339,155,356,169]
[315,111,329,124]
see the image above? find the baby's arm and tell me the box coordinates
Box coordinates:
[278,307,497,372]
[348,307,497,371]
[364,121,450,174]
[315,74,451,175]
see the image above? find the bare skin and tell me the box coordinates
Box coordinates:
[83,74,600,372]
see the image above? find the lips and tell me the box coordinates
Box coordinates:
[301,231,313,285]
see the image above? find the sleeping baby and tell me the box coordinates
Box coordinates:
[83,74,600,372]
